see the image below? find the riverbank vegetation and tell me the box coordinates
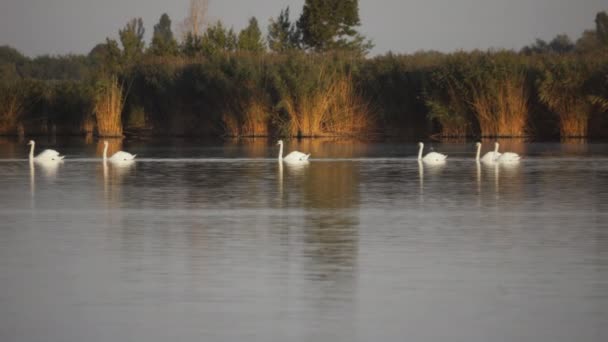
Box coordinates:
[1,0,607,139]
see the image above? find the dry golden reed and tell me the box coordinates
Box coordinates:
[94,76,124,137]
[281,74,374,137]
[472,74,528,137]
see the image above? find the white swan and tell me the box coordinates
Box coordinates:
[28,140,64,162]
[495,142,520,162]
[476,142,501,163]
[277,140,310,162]
[418,142,446,163]
[103,140,136,163]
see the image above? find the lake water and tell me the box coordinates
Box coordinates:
[1,138,607,342]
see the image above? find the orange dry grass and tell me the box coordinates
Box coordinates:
[282,75,374,137]
[496,79,528,137]
[559,111,588,138]
[241,100,269,137]
[472,76,528,137]
[94,77,124,137]
[222,95,270,137]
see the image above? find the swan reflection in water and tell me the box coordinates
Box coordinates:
[477,158,521,203]
[29,159,63,208]
[277,158,310,205]
[102,159,136,205]
[418,159,446,199]
[32,158,63,178]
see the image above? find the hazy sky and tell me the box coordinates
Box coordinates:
[0,0,605,57]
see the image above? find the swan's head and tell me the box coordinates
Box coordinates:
[495,141,500,148]
[104,141,109,147]
[277,140,283,146]
[418,142,423,147]
[476,142,481,147]
[27,140,34,145]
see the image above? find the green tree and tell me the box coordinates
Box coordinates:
[183,21,237,57]
[201,21,237,56]
[267,7,299,53]
[150,13,178,56]
[549,34,574,53]
[0,46,28,82]
[238,17,265,53]
[119,18,145,65]
[522,35,573,55]
[88,38,122,74]
[182,33,204,57]
[596,11,608,45]
[576,30,600,52]
[521,38,549,55]
[296,0,372,54]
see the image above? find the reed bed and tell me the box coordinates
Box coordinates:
[93,76,124,137]
[537,57,594,138]
[0,81,43,135]
[276,71,374,137]
[0,92,23,135]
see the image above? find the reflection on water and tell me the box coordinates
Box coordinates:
[0,138,607,342]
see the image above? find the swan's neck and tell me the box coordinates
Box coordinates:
[417,144,423,161]
[476,144,481,161]
[29,142,34,160]
[278,143,283,161]
[494,143,499,157]
[103,144,108,162]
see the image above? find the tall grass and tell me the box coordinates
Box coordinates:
[537,57,594,138]
[93,75,124,137]
[0,84,25,134]
[0,80,45,135]
[466,53,530,137]
[269,54,374,137]
[426,52,531,137]
[425,56,471,137]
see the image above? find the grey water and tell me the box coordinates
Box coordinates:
[1,138,607,342]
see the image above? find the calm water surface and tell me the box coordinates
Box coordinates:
[1,138,607,342]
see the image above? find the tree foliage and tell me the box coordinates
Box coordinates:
[89,39,122,75]
[119,18,145,66]
[150,13,178,56]
[596,11,608,45]
[296,0,372,54]
[238,17,265,53]
[182,21,237,57]
[267,7,299,53]
[522,35,574,55]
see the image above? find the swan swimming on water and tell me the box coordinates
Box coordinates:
[103,140,136,163]
[28,140,64,162]
[417,142,447,163]
[277,140,310,162]
[476,142,502,163]
[495,142,520,162]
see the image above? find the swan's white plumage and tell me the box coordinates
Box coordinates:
[103,141,136,163]
[476,142,501,163]
[495,142,520,162]
[278,140,310,162]
[497,152,520,162]
[28,140,64,161]
[418,142,446,163]
[109,151,136,162]
[422,151,447,163]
